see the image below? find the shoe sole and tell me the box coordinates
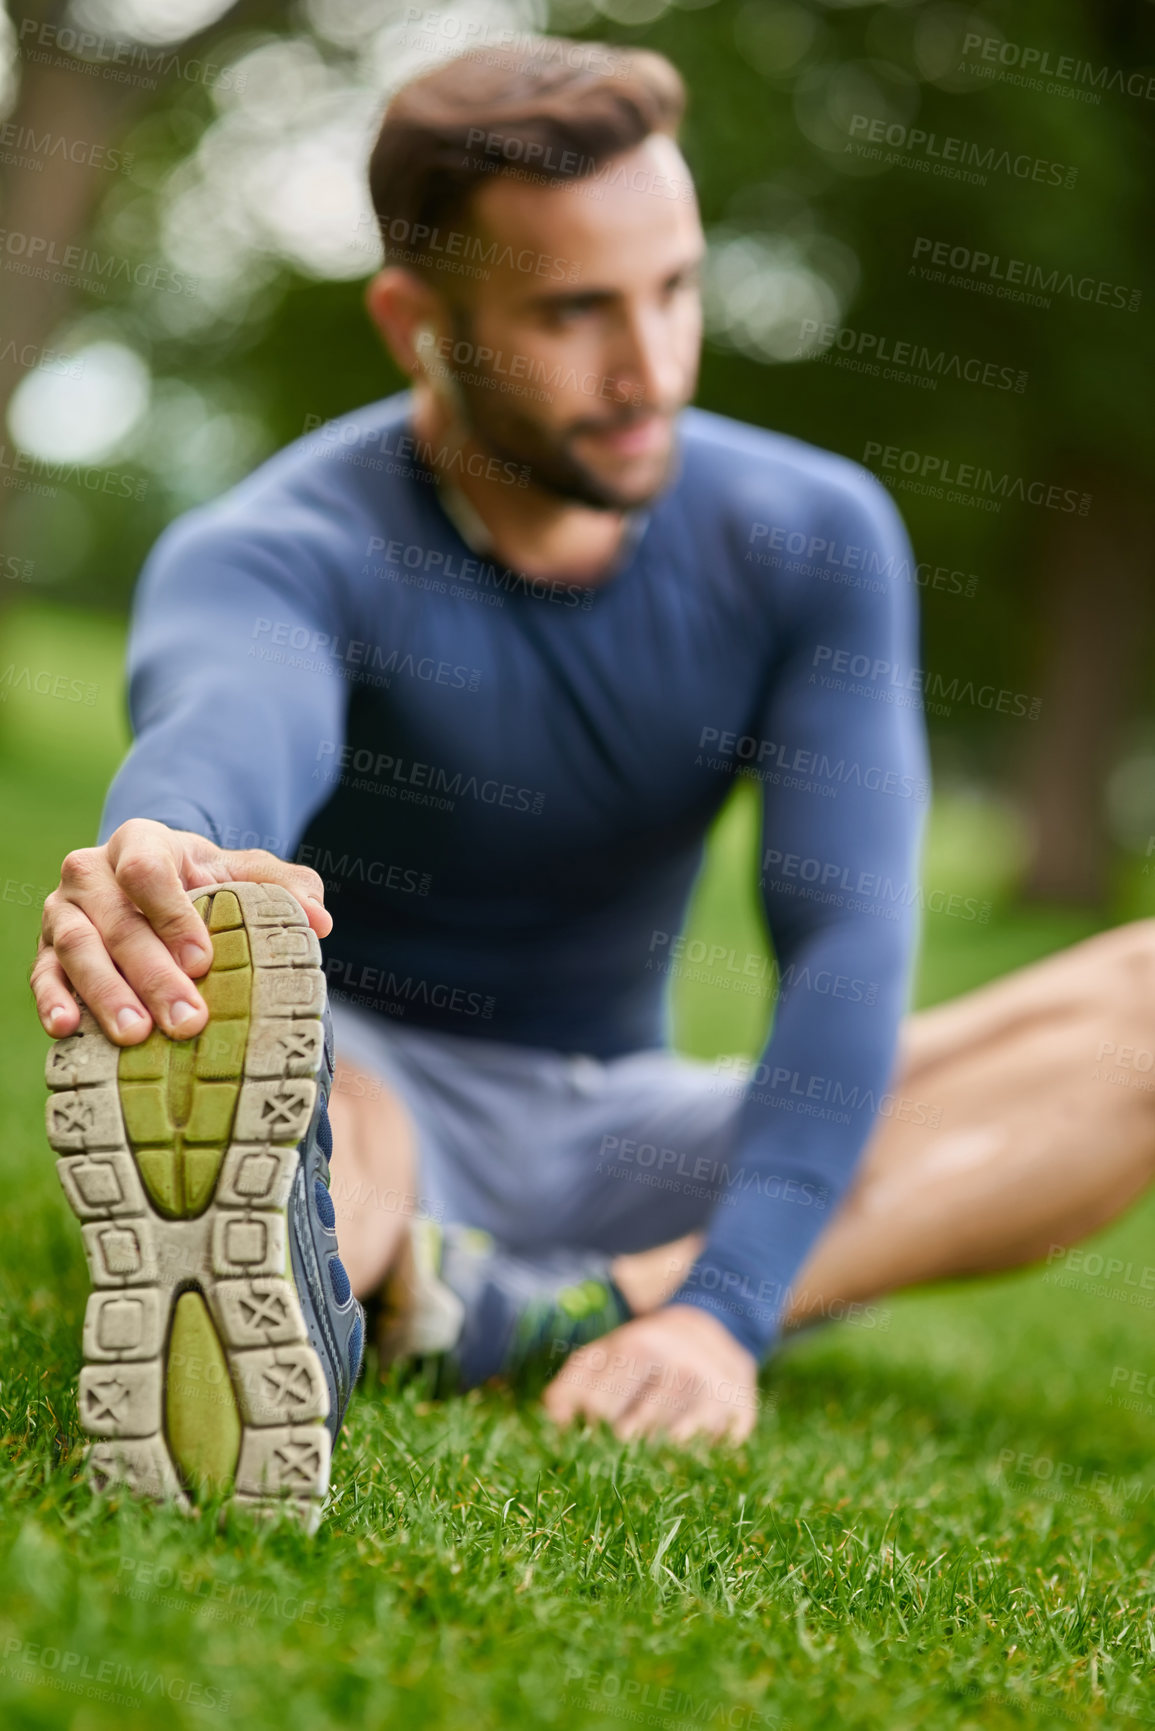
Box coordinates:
[46,882,333,1530]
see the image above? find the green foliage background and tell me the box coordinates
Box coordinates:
[2,4,1155,1726]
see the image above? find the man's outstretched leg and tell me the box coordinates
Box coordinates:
[545,919,1155,1439]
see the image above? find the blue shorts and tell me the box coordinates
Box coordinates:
[328,998,746,1255]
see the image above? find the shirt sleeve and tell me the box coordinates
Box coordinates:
[670,474,929,1360]
[99,509,353,856]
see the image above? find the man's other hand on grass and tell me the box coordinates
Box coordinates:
[32,818,332,1046]
[542,1304,758,1444]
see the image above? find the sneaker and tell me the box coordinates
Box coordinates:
[45,881,364,1530]
[378,1219,629,1392]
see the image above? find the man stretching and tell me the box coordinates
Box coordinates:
[34,42,1155,1522]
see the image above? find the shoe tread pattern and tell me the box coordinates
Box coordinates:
[46,882,331,1529]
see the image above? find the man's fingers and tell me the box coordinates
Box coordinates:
[43,903,155,1044]
[663,1403,726,1445]
[729,1405,756,1445]
[97,894,210,1040]
[544,1345,648,1428]
[541,1367,589,1427]
[108,823,330,955]
[221,850,332,937]
[105,827,215,974]
[547,1360,755,1446]
[617,1394,740,1446]
[614,1379,686,1442]
[46,871,208,1042]
[663,1394,755,1446]
[613,1402,658,1442]
[39,821,329,1048]
[546,1311,760,1448]
[31,945,81,1038]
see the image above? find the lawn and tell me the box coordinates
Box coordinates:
[2,604,1155,1731]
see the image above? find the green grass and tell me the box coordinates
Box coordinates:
[2,604,1155,1731]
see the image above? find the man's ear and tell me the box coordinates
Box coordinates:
[365,268,445,377]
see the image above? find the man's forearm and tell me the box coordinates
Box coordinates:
[670,914,915,1359]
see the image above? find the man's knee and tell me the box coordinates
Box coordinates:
[1094,919,1155,1015]
[1083,923,1155,1093]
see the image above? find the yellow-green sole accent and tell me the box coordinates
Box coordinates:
[165,1289,242,1493]
[117,890,251,1218]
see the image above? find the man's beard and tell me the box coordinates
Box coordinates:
[442,338,680,511]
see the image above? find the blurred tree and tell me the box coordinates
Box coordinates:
[0,1,134,441]
[674,0,1155,903]
[0,0,276,544]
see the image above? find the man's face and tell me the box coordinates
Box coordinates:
[426,133,704,510]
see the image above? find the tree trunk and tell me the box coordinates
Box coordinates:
[0,1,255,547]
[0,15,152,467]
[1021,463,1155,904]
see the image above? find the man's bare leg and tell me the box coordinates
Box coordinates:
[615,919,1155,1325]
[326,1060,420,1296]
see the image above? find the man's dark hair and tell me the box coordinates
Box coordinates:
[368,39,686,274]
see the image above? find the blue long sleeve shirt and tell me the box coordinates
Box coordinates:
[101,392,928,1359]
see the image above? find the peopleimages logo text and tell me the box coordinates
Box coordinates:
[812,642,1041,719]
[325,956,494,1020]
[17,18,245,89]
[0,123,133,174]
[796,319,1026,393]
[2,1636,231,1710]
[695,727,931,802]
[961,31,1155,104]
[314,740,546,814]
[848,115,1077,189]
[910,236,1141,312]
[0,228,194,295]
[863,441,1091,516]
